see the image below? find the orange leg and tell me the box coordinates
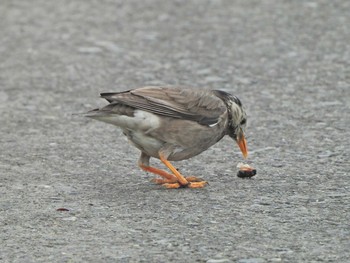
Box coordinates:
[138,153,208,189]
[139,165,178,183]
[159,154,208,189]
[159,155,189,186]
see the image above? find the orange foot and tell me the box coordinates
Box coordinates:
[162,181,208,189]
[140,153,209,189]
[151,176,205,185]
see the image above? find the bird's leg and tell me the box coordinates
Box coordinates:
[159,153,208,189]
[138,152,207,188]
[159,154,189,186]
[138,153,178,184]
[140,166,179,184]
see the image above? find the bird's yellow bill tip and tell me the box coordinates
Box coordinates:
[237,136,248,159]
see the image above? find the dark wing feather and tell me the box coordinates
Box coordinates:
[100,86,226,125]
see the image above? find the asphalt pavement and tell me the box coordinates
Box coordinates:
[1,0,349,262]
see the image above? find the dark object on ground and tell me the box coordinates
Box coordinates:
[237,163,257,178]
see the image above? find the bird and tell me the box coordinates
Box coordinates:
[86,86,248,188]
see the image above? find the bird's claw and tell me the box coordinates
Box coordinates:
[160,181,208,189]
[152,175,208,188]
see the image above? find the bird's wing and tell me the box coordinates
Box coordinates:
[100,86,227,125]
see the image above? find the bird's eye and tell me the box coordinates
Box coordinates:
[240,119,246,125]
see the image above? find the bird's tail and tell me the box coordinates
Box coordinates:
[71,108,101,118]
[84,108,99,115]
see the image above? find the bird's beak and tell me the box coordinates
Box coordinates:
[237,134,248,159]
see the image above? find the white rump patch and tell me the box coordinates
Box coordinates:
[133,110,161,130]
[91,110,161,132]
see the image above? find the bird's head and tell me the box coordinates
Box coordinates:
[214,90,248,159]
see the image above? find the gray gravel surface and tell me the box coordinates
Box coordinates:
[1,0,349,262]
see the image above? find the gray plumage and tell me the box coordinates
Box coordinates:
[86,86,247,165]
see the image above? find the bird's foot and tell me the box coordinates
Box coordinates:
[152,178,208,189]
[163,181,208,189]
[185,176,205,182]
[151,176,205,185]
[151,178,178,184]
[187,181,208,188]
